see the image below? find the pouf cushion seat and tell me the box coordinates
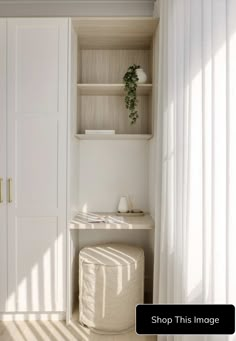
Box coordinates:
[78,243,144,334]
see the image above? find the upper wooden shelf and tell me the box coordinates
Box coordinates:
[72,17,158,49]
[75,134,152,140]
[70,212,154,230]
[77,83,152,96]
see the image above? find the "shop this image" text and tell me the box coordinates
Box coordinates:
[151,316,220,326]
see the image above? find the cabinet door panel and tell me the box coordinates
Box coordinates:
[15,26,59,114]
[7,18,68,312]
[16,118,58,209]
[14,217,58,312]
[0,19,7,312]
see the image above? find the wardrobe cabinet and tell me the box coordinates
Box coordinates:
[0,19,7,313]
[0,18,68,314]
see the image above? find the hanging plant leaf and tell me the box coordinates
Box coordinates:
[123,64,140,124]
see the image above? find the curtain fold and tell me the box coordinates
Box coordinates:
[154,0,236,340]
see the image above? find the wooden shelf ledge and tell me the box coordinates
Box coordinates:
[70,212,154,230]
[77,83,152,96]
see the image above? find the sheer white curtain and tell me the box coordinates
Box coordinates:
[153,0,236,340]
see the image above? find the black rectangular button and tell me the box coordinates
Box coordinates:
[136,304,235,335]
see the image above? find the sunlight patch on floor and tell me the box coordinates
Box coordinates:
[0,320,156,341]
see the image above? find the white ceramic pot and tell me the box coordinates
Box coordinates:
[136,68,147,83]
[118,196,129,213]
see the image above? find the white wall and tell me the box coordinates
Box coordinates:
[148,24,159,219]
[149,138,156,217]
[78,140,149,213]
[68,23,80,221]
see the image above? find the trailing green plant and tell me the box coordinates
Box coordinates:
[123,64,140,124]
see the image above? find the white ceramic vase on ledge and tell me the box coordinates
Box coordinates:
[118,196,129,213]
[136,68,147,83]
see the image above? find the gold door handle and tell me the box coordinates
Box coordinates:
[8,178,12,203]
[0,178,3,203]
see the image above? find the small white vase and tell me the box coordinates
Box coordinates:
[136,68,147,84]
[118,196,129,213]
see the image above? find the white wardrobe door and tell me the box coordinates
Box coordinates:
[0,19,7,312]
[7,18,68,312]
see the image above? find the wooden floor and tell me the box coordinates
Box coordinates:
[0,320,156,341]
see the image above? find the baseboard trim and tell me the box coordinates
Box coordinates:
[0,312,66,321]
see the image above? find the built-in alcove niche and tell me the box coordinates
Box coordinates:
[67,17,159,324]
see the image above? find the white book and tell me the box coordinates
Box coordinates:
[85,130,115,134]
